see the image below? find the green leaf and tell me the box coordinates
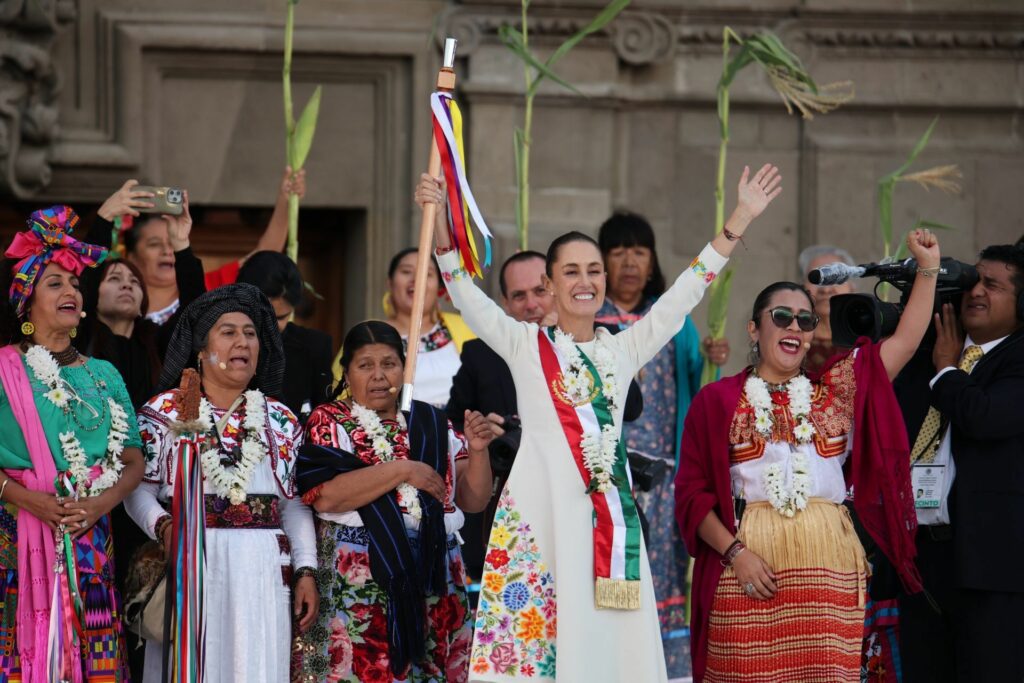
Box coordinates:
[290,85,322,170]
[883,116,939,183]
[706,269,734,340]
[514,127,525,234]
[547,0,630,70]
[719,44,754,89]
[878,179,895,253]
[915,218,956,231]
[499,25,581,96]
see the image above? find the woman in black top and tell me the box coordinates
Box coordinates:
[237,250,333,422]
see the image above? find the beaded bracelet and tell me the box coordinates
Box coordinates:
[917,266,941,278]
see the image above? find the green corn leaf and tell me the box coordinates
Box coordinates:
[878,179,895,254]
[513,127,525,234]
[547,0,630,70]
[719,44,754,89]
[706,269,734,340]
[302,280,324,301]
[291,85,322,170]
[500,25,581,96]
[915,218,956,231]
[884,116,939,182]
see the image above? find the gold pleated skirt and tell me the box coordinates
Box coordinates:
[705,499,869,683]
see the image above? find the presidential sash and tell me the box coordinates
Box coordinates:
[537,327,642,609]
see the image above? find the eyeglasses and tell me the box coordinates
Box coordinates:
[767,306,819,332]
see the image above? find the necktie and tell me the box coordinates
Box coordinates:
[910,345,984,464]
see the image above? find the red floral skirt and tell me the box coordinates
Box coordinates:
[294,521,471,683]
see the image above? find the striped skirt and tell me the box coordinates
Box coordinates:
[705,499,868,683]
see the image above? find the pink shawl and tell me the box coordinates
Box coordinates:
[0,345,60,680]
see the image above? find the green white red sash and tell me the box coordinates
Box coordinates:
[537,327,642,609]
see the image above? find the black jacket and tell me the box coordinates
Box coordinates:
[898,327,1024,593]
[280,322,334,423]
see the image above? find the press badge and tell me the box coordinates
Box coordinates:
[912,465,945,509]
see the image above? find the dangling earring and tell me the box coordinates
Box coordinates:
[20,321,35,336]
[382,292,395,318]
[196,353,203,375]
[69,327,77,339]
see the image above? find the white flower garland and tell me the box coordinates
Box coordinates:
[26,345,128,498]
[744,373,816,516]
[349,401,422,521]
[552,328,621,494]
[198,389,268,505]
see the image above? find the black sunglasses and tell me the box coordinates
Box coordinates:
[767,306,819,332]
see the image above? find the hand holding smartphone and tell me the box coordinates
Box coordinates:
[133,186,185,216]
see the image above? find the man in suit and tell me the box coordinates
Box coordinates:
[898,243,1024,683]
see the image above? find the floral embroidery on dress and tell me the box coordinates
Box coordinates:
[729,354,857,461]
[471,493,557,679]
[688,257,717,284]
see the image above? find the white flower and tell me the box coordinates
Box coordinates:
[351,401,422,521]
[793,420,816,443]
[754,410,773,435]
[197,391,269,504]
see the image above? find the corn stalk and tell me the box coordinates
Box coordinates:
[500,0,630,250]
[283,0,322,262]
[703,28,854,385]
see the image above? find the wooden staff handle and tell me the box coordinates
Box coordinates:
[401,38,457,412]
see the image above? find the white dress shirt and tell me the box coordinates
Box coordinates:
[919,334,1008,525]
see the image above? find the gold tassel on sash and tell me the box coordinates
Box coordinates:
[595,577,641,610]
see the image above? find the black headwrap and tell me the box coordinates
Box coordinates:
[158,283,284,397]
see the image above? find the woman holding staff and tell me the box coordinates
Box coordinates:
[415,164,782,682]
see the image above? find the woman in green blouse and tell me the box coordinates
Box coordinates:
[0,206,143,681]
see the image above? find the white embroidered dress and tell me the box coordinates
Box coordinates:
[124,390,317,683]
[438,244,727,683]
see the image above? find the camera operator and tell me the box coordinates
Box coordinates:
[800,244,857,373]
[897,243,1024,683]
[447,251,644,587]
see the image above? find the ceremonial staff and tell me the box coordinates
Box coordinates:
[401,37,492,410]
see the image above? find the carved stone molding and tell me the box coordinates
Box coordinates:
[442,6,1024,60]
[0,0,75,197]
[613,12,676,66]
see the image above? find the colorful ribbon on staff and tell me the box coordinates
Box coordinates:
[430,92,493,278]
[169,436,206,682]
[46,474,85,683]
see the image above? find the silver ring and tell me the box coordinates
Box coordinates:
[79,520,87,529]
[56,496,63,504]
[744,582,755,596]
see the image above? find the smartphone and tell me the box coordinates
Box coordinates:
[134,186,184,216]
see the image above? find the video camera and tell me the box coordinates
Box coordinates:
[809,257,978,348]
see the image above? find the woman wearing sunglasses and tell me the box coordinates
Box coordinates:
[675,228,940,683]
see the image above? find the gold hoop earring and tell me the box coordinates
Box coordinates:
[20,321,35,336]
[382,292,395,318]
[69,327,77,339]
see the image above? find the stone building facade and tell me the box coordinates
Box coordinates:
[2,0,1022,364]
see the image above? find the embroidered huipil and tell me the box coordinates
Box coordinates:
[728,355,857,507]
[124,389,316,683]
[438,244,727,683]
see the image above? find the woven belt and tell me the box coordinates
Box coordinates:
[204,494,281,529]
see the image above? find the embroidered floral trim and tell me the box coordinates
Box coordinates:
[472,493,556,679]
[197,390,268,505]
[552,328,620,494]
[442,266,468,283]
[350,401,422,521]
[689,257,717,284]
[26,345,128,497]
